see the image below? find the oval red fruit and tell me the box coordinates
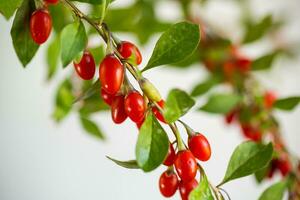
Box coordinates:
[152,100,166,123]
[174,150,197,182]
[264,91,277,109]
[74,51,95,80]
[30,9,52,44]
[159,170,179,197]
[100,55,124,95]
[188,133,211,162]
[101,88,115,106]
[163,143,176,166]
[179,179,198,200]
[111,95,127,124]
[124,91,145,123]
[118,41,142,66]
[44,0,59,4]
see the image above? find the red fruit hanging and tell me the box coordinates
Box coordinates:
[117,41,142,66]
[179,179,198,200]
[100,54,124,95]
[159,170,179,198]
[236,56,252,73]
[152,100,166,123]
[188,133,211,162]
[30,9,52,44]
[163,143,176,166]
[101,88,115,106]
[73,51,95,80]
[264,91,277,109]
[174,150,197,182]
[241,124,262,142]
[111,95,127,124]
[277,156,292,177]
[124,91,145,123]
[44,0,59,4]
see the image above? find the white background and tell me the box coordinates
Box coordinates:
[0,0,300,199]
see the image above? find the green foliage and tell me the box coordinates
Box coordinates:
[49,3,71,33]
[254,165,269,183]
[143,22,200,71]
[164,89,195,123]
[219,142,273,186]
[106,156,139,169]
[200,93,242,114]
[135,113,169,172]
[80,116,105,140]
[74,79,100,103]
[47,36,61,80]
[191,75,221,97]
[89,45,105,66]
[0,0,23,19]
[10,0,39,67]
[252,52,279,71]
[71,0,114,5]
[274,96,300,111]
[258,181,287,200]
[60,20,88,67]
[189,171,214,200]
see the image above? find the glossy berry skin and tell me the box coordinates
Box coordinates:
[74,51,95,80]
[152,100,166,123]
[264,91,277,109]
[159,170,179,198]
[44,0,59,4]
[111,95,127,124]
[163,143,176,166]
[101,88,115,106]
[188,133,211,162]
[118,41,142,66]
[30,9,52,44]
[174,150,197,182]
[124,91,145,123]
[100,55,124,95]
[179,179,198,200]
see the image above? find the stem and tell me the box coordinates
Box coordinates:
[99,0,107,25]
[169,123,185,151]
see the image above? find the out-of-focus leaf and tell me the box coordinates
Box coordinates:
[89,46,105,66]
[258,181,287,200]
[191,75,221,97]
[71,0,114,4]
[252,52,279,71]
[49,3,71,33]
[0,0,23,19]
[47,36,61,80]
[106,156,139,169]
[274,96,300,111]
[74,79,100,103]
[80,117,105,140]
[10,0,39,67]
[79,92,109,116]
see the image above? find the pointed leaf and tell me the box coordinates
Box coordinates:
[191,76,221,97]
[47,36,61,80]
[274,96,300,111]
[252,52,278,71]
[258,181,287,200]
[0,0,23,20]
[189,172,214,200]
[106,156,139,169]
[80,117,105,140]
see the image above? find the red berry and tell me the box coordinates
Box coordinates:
[136,118,144,130]
[163,143,176,166]
[159,170,179,198]
[152,100,166,123]
[179,179,198,200]
[30,9,52,44]
[118,41,142,66]
[73,51,95,80]
[100,54,124,95]
[223,61,235,80]
[124,91,145,123]
[277,156,292,177]
[236,56,251,73]
[241,124,262,142]
[174,150,197,182]
[264,91,277,109]
[44,0,59,4]
[101,88,115,106]
[225,109,237,124]
[188,133,211,162]
[111,95,127,124]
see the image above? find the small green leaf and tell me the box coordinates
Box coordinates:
[61,20,87,67]
[258,181,287,200]
[89,46,105,66]
[143,22,200,71]
[74,79,100,103]
[80,117,105,140]
[219,142,273,186]
[163,89,195,123]
[49,3,71,33]
[252,52,278,71]
[0,0,23,19]
[47,36,61,80]
[10,0,39,67]
[274,96,300,111]
[200,93,242,114]
[189,172,214,200]
[106,156,139,169]
[191,76,221,97]
[135,113,169,172]
[71,0,114,5]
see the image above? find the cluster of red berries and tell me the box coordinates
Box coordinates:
[30,0,59,44]
[159,133,211,200]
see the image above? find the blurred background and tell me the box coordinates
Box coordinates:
[0,0,300,199]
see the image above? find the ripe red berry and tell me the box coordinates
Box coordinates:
[241,124,262,142]
[159,170,179,198]
[163,143,176,166]
[277,157,292,177]
[136,118,144,130]
[44,0,59,4]
[188,133,211,162]
[174,150,197,182]
[101,88,115,106]
[264,91,277,109]
[118,41,142,66]
[225,109,237,124]
[111,95,127,124]
[30,9,52,44]
[152,100,166,123]
[179,179,198,200]
[236,56,251,73]
[100,54,124,95]
[73,51,95,80]
[124,91,145,123]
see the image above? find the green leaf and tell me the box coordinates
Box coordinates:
[61,20,87,67]
[89,46,105,66]
[191,76,221,97]
[258,181,287,200]
[79,91,109,116]
[46,36,61,80]
[252,52,278,71]
[164,89,195,123]
[254,165,269,183]
[200,93,242,114]
[10,0,39,67]
[219,142,273,186]
[74,79,100,103]
[274,96,300,111]
[189,172,214,200]
[106,156,139,169]
[143,22,200,71]
[135,113,169,172]
[71,0,114,5]
[0,0,23,19]
[80,117,105,140]
[49,3,71,33]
